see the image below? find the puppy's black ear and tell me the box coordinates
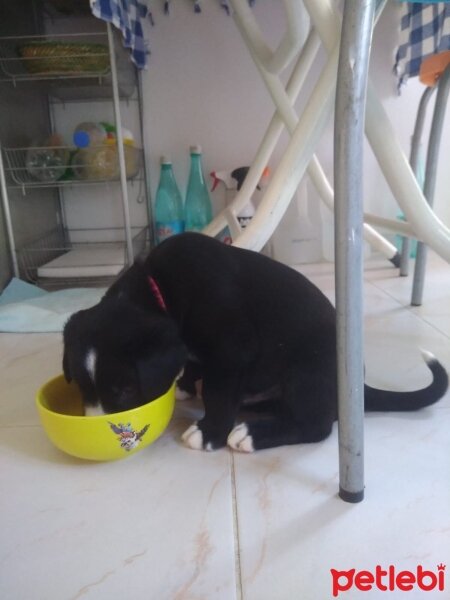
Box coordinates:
[134,315,188,401]
[137,339,187,401]
[62,314,77,383]
[63,349,72,383]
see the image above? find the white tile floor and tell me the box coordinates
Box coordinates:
[1,252,449,600]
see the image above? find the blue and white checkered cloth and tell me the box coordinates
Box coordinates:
[90,0,257,69]
[395,2,450,89]
[90,0,149,69]
[163,0,254,16]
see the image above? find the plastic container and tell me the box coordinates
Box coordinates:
[25,134,69,182]
[185,145,213,232]
[71,122,138,180]
[155,156,184,244]
[73,122,107,148]
[73,122,134,149]
[72,144,139,181]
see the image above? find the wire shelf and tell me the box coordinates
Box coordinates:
[0,32,111,83]
[3,145,142,188]
[21,226,148,286]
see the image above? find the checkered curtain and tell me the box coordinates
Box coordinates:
[90,0,149,68]
[395,2,450,89]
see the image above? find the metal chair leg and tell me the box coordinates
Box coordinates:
[334,0,376,503]
[411,64,450,305]
[399,86,435,276]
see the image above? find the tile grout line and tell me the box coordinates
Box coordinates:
[365,278,450,342]
[230,451,244,600]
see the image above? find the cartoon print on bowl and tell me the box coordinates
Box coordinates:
[108,422,150,451]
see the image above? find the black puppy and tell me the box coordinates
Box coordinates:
[63,232,448,452]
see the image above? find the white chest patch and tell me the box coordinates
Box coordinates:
[84,348,97,383]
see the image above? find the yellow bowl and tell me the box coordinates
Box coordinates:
[36,374,175,461]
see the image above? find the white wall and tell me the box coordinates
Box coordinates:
[142,1,296,203]
[140,0,450,264]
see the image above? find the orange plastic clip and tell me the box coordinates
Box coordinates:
[419,50,450,87]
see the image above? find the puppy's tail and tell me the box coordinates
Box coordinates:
[364,350,448,412]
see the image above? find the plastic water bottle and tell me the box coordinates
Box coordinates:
[25,134,68,182]
[185,146,213,232]
[73,122,107,148]
[155,156,184,244]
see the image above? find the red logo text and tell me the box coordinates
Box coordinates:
[331,564,446,597]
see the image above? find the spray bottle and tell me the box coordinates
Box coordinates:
[210,166,270,231]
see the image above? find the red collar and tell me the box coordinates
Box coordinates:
[148,276,167,312]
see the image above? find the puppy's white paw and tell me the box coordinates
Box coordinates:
[181,423,203,450]
[181,423,208,451]
[227,423,254,453]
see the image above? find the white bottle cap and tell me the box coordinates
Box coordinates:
[190,145,202,154]
[160,155,172,164]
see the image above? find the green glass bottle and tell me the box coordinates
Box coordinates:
[184,145,213,232]
[155,156,184,244]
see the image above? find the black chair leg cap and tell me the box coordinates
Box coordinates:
[339,486,364,503]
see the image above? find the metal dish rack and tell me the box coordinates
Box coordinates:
[0,31,136,99]
[0,22,153,288]
[0,32,110,82]
[21,226,147,287]
[3,145,142,188]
